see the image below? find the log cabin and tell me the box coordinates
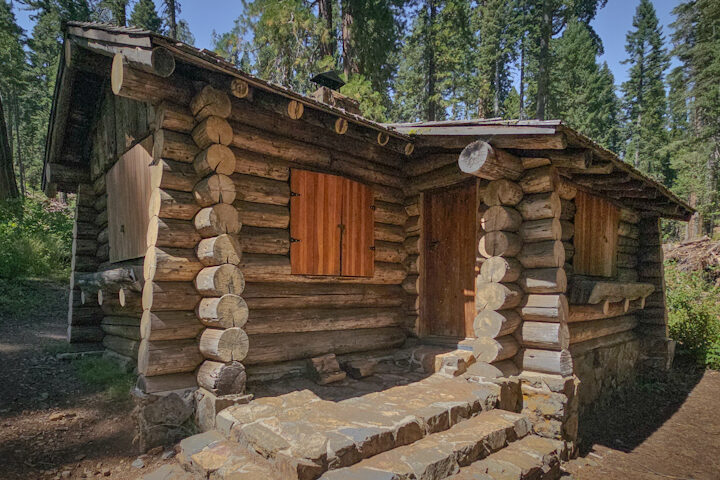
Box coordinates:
[44,22,692,468]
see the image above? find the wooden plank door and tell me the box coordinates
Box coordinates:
[341,178,374,277]
[422,181,477,338]
[290,170,343,275]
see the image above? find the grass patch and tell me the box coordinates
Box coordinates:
[73,357,136,402]
[0,278,68,318]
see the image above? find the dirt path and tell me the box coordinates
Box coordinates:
[565,366,720,479]
[0,280,169,480]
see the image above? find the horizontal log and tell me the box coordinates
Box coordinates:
[147,216,201,248]
[617,253,637,269]
[74,267,142,293]
[103,334,139,359]
[557,181,577,200]
[481,206,522,232]
[144,246,203,282]
[140,310,203,341]
[618,221,640,239]
[473,310,522,338]
[73,221,99,240]
[197,360,246,396]
[138,338,203,376]
[101,315,140,327]
[111,54,192,104]
[479,256,522,283]
[244,327,406,365]
[569,330,637,358]
[199,327,249,362]
[519,268,567,294]
[517,192,561,221]
[472,335,520,363]
[568,315,638,344]
[568,279,654,304]
[375,222,405,243]
[242,283,406,309]
[483,179,523,206]
[153,129,199,163]
[69,306,103,326]
[404,235,420,256]
[458,141,523,180]
[568,301,628,322]
[240,226,289,255]
[196,294,249,329]
[518,166,559,194]
[517,240,565,268]
[405,215,420,235]
[519,294,569,322]
[46,162,90,187]
[150,159,199,192]
[232,173,289,206]
[375,201,408,226]
[518,348,573,376]
[234,200,288,229]
[232,147,289,181]
[149,188,200,220]
[245,307,403,335]
[142,281,201,311]
[67,325,104,343]
[150,100,193,132]
[515,321,569,350]
[375,241,408,264]
[191,85,231,121]
[620,208,640,224]
[101,323,140,341]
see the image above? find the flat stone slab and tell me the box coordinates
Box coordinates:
[140,464,196,480]
[319,410,531,480]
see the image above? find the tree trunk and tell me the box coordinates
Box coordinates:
[167,0,177,38]
[535,0,552,120]
[13,97,25,196]
[519,39,525,119]
[318,0,336,58]
[425,0,438,121]
[341,0,355,78]
[0,95,19,200]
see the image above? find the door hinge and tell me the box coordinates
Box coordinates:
[370,205,376,210]
[290,191,301,197]
[290,237,301,243]
[369,246,376,251]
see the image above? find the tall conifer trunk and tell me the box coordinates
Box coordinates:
[0,95,19,200]
[536,0,552,120]
[318,0,335,58]
[425,0,437,121]
[341,0,356,78]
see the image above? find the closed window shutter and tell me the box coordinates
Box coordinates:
[341,178,375,277]
[574,190,619,277]
[290,169,343,275]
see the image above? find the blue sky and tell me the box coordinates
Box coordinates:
[12,0,681,87]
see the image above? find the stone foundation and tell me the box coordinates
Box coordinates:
[194,388,253,432]
[132,387,196,452]
[573,337,641,411]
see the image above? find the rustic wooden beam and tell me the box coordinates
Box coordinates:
[412,133,568,150]
[458,140,524,180]
[516,149,591,169]
[45,163,89,187]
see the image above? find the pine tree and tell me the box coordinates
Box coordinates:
[549,20,620,151]
[129,0,163,33]
[103,0,128,26]
[620,0,670,181]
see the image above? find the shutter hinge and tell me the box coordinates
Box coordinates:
[290,191,301,197]
[290,237,300,243]
[370,205,376,210]
[369,246,376,251]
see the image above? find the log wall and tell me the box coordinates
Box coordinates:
[68,92,152,360]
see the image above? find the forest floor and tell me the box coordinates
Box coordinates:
[0,280,172,480]
[1,280,719,480]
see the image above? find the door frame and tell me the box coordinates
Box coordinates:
[418,178,480,341]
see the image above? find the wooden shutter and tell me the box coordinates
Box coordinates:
[290,169,343,275]
[341,178,374,277]
[107,144,153,262]
[573,190,619,277]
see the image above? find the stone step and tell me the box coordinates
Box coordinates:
[447,435,565,480]
[318,410,531,480]
[175,429,280,479]
[215,375,502,479]
[139,463,196,480]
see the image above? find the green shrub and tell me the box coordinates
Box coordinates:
[665,263,720,370]
[0,196,73,281]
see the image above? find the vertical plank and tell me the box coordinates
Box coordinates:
[341,178,374,277]
[422,181,476,338]
[107,143,153,262]
[573,190,618,277]
[290,169,342,275]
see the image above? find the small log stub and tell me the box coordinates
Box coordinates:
[199,327,250,362]
[74,267,142,293]
[197,360,247,396]
[458,141,523,180]
[194,204,242,237]
[479,256,522,283]
[190,85,231,120]
[519,348,573,376]
[475,282,523,311]
[478,231,522,258]
[483,179,524,206]
[481,206,522,232]
[230,79,249,98]
[516,321,570,350]
[195,264,246,296]
[196,294,249,329]
[287,100,304,120]
[520,294,569,322]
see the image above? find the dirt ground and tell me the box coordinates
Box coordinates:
[1,281,719,480]
[0,281,171,480]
